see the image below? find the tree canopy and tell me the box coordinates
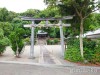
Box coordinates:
[44,0,100,57]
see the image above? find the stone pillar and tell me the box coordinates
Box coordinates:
[30,21,35,58]
[59,20,65,57]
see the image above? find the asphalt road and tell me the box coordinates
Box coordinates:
[0,63,100,75]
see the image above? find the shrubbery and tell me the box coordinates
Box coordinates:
[83,39,96,62]
[24,37,31,45]
[0,37,10,55]
[47,38,59,45]
[9,28,25,57]
[92,40,100,63]
[64,46,83,62]
[24,37,36,45]
[64,38,83,62]
[0,29,10,55]
[64,38,100,63]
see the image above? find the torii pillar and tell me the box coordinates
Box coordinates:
[59,20,65,57]
[30,21,35,58]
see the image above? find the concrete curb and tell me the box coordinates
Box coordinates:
[0,61,75,68]
[0,61,99,69]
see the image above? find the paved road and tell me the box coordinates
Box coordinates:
[0,63,99,75]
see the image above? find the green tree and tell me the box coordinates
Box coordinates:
[9,28,25,57]
[0,28,10,55]
[20,9,40,17]
[0,8,8,21]
[6,11,17,22]
[45,0,99,58]
[0,22,12,36]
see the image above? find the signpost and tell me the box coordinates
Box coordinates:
[22,16,73,58]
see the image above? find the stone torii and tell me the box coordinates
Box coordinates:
[21,16,73,58]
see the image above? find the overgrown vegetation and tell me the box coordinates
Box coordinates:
[64,38,83,62]
[65,38,100,63]
[92,40,100,63]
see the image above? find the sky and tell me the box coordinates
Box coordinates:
[0,0,47,13]
[0,0,99,13]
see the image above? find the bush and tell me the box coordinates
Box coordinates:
[65,38,100,63]
[66,38,79,47]
[24,37,31,45]
[0,39,7,55]
[47,39,53,45]
[9,28,25,57]
[0,38,10,55]
[54,38,59,44]
[47,38,59,45]
[92,40,100,63]
[17,40,24,55]
[64,39,83,62]
[0,28,10,55]
[83,39,96,62]
[64,47,83,62]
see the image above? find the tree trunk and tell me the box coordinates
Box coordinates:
[80,19,84,58]
[0,52,2,56]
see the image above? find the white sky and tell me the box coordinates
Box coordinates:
[0,0,99,13]
[0,0,47,13]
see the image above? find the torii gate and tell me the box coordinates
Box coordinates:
[21,16,73,58]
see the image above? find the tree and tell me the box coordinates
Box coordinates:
[0,22,12,36]
[0,8,8,21]
[66,0,99,58]
[20,9,40,17]
[9,28,25,57]
[45,0,100,58]
[6,11,17,22]
[0,28,10,55]
[85,13,100,30]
